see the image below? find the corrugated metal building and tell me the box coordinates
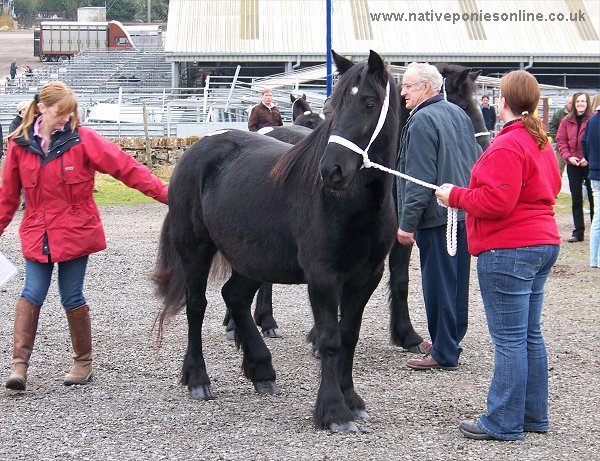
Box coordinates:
[165,0,600,88]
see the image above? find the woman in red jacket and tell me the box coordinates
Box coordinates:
[556,92,593,242]
[0,81,168,391]
[436,70,561,441]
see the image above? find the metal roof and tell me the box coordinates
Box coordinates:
[165,0,600,64]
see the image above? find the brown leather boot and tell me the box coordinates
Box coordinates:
[6,297,40,390]
[64,304,93,386]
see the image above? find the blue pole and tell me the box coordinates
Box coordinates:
[326,0,332,96]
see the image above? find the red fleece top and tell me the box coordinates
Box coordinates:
[448,121,561,256]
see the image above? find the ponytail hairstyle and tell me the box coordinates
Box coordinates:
[13,81,80,141]
[499,70,547,150]
[567,91,592,120]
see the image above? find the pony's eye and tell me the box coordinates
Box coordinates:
[366,102,376,112]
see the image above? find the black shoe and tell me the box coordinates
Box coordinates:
[459,420,495,440]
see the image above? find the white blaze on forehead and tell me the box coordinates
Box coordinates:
[204,129,230,137]
[351,87,359,95]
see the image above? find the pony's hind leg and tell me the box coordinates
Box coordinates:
[254,284,281,338]
[180,244,216,400]
[221,272,278,395]
[388,242,424,350]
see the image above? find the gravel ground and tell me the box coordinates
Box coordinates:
[0,203,598,461]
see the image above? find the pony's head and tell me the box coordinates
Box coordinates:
[292,94,325,129]
[436,63,480,110]
[320,50,399,191]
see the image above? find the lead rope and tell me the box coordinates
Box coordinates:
[328,80,458,256]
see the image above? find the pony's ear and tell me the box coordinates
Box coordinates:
[367,50,386,84]
[469,70,481,81]
[302,94,307,100]
[290,94,296,103]
[457,68,471,84]
[332,50,354,75]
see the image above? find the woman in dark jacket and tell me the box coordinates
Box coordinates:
[0,81,168,391]
[556,91,593,242]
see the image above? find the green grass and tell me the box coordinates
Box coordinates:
[554,192,572,213]
[93,167,173,206]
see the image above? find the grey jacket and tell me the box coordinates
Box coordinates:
[397,94,481,232]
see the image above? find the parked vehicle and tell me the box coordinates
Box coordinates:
[34,20,134,62]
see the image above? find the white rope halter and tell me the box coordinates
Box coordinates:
[327,80,459,256]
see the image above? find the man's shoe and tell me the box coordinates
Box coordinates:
[406,354,458,370]
[459,420,495,440]
[401,339,432,355]
[566,236,583,243]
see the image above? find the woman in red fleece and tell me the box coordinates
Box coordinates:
[0,81,168,391]
[436,70,561,441]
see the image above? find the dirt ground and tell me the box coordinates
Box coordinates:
[0,29,39,84]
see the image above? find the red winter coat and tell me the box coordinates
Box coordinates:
[556,114,590,162]
[0,125,168,263]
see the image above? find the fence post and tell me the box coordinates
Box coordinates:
[142,102,152,167]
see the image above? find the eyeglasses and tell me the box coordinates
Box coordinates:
[401,80,424,91]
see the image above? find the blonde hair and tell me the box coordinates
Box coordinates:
[13,81,80,140]
[590,94,600,112]
[500,70,547,150]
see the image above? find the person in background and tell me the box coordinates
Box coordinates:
[0,81,169,391]
[436,70,561,441]
[556,91,594,243]
[480,95,496,138]
[9,60,17,80]
[248,88,283,132]
[9,100,31,210]
[547,94,573,177]
[582,94,600,268]
[9,100,29,134]
[397,62,481,371]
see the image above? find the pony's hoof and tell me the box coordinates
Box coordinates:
[353,409,370,421]
[225,329,236,341]
[253,380,279,395]
[330,421,359,433]
[189,384,215,400]
[262,328,282,338]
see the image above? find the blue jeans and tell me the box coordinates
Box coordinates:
[590,179,600,267]
[22,256,88,310]
[476,245,559,441]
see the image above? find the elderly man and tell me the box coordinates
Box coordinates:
[397,62,481,371]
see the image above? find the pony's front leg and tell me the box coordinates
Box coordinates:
[308,281,357,433]
[222,272,278,395]
[338,269,385,421]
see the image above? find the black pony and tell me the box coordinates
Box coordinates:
[153,50,400,432]
[291,93,325,129]
[387,63,490,351]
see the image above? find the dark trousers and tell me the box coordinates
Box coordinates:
[416,221,470,367]
[566,164,594,240]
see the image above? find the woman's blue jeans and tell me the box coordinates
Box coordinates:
[476,245,559,441]
[590,179,600,267]
[21,256,88,310]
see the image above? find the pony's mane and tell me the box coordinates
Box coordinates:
[270,60,389,193]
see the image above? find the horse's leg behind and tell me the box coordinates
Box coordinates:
[221,272,278,395]
[254,283,281,338]
[223,283,281,339]
[180,243,218,400]
[309,277,357,433]
[388,241,426,351]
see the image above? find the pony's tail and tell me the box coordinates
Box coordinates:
[151,212,187,347]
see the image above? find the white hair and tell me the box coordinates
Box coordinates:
[405,62,443,92]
